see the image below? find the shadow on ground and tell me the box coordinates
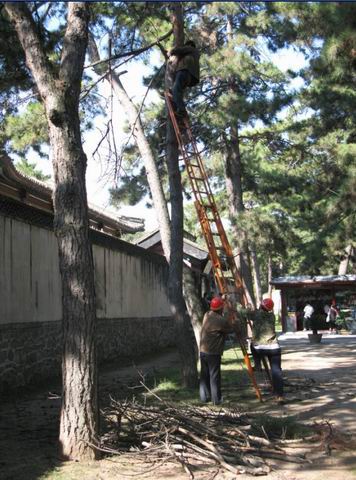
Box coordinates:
[0,386,62,480]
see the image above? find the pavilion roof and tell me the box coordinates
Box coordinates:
[271,275,356,288]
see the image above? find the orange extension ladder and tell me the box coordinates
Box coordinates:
[165,91,263,402]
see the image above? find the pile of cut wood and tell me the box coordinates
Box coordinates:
[100,397,306,477]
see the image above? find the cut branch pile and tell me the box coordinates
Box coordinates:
[99,396,306,477]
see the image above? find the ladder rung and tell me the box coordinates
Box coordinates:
[184,159,200,165]
[217,265,232,271]
[190,177,205,181]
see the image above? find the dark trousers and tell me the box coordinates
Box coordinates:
[251,345,283,396]
[199,352,222,404]
[303,315,312,330]
[172,69,192,112]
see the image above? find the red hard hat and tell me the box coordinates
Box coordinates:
[261,298,274,312]
[210,296,224,311]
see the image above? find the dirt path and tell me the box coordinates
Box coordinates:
[252,332,356,480]
[1,335,356,480]
[278,332,356,435]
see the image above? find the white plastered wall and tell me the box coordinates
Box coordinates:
[0,215,171,325]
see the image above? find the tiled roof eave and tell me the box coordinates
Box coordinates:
[0,154,144,234]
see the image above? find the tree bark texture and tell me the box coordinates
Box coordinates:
[250,245,262,306]
[338,244,354,275]
[87,35,203,350]
[5,2,98,461]
[223,128,256,308]
[182,266,204,349]
[165,2,198,387]
[268,255,273,297]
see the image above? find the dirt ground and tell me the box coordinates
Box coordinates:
[1,331,356,480]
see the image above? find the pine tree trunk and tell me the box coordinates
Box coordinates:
[164,2,198,387]
[223,129,256,308]
[182,266,204,348]
[50,121,98,461]
[5,3,99,460]
[109,73,172,254]
[268,255,273,297]
[250,245,262,306]
[338,244,354,275]
[110,72,203,351]
[223,16,256,308]
[87,36,203,350]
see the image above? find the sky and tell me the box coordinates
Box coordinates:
[20,43,308,234]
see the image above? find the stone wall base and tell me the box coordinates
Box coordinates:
[0,317,175,392]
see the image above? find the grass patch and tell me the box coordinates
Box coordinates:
[38,464,97,480]
[153,378,178,392]
[148,366,201,404]
[141,343,259,407]
[38,467,66,480]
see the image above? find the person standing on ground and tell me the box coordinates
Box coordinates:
[324,303,330,321]
[168,40,200,117]
[199,296,234,405]
[303,302,314,331]
[250,298,284,403]
[327,300,339,334]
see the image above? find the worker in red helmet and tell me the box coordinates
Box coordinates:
[199,295,235,405]
[250,298,284,403]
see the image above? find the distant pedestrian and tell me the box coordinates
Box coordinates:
[326,301,338,333]
[303,303,314,331]
[169,40,200,117]
[199,296,233,405]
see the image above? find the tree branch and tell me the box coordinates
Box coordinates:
[121,63,164,153]
[84,29,172,70]
[80,67,127,102]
